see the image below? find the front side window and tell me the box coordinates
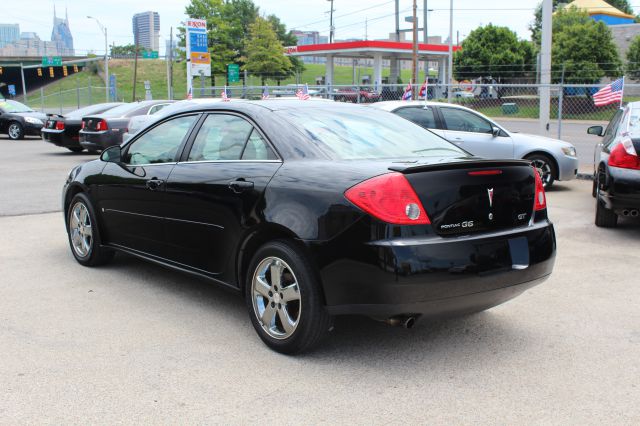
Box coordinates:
[441,107,493,134]
[394,107,437,129]
[188,114,276,161]
[125,115,197,165]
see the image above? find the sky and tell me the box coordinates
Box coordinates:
[4,0,640,56]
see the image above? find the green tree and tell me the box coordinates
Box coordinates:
[626,35,640,79]
[531,0,638,45]
[110,44,144,57]
[453,24,535,82]
[242,17,292,85]
[266,14,305,83]
[551,8,622,83]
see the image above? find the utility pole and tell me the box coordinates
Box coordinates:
[327,0,335,43]
[412,0,418,99]
[423,0,428,44]
[395,0,400,41]
[447,0,453,103]
[87,16,108,102]
[539,0,552,134]
[132,28,139,101]
[167,26,174,100]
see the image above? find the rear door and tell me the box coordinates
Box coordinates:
[97,114,200,257]
[439,106,514,159]
[393,106,447,138]
[163,113,282,276]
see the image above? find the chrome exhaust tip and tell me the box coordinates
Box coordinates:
[383,315,420,329]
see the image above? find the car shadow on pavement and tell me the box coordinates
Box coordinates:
[101,252,536,365]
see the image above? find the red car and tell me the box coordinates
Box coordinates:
[333,87,381,103]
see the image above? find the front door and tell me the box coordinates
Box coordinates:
[439,106,514,159]
[163,113,282,277]
[97,114,200,257]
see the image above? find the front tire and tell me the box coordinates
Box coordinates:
[526,153,556,188]
[7,122,24,140]
[66,193,114,266]
[245,240,331,354]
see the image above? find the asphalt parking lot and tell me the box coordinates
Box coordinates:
[1,136,639,423]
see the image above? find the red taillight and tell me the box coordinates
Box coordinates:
[534,168,547,211]
[81,121,85,129]
[608,139,640,170]
[344,172,430,225]
[96,120,108,131]
[55,121,65,130]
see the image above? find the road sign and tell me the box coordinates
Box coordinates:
[8,85,16,96]
[144,80,152,100]
[42,56,62,66]
[109,74,117,101]
[49,67,54,78]
[228,64,240,83]
[187,19,211,77]
[142,50,159,59]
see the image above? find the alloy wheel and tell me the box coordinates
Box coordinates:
[69,202,93,258]
[531,159,552,187]
[8,124,21,139]
[251,256,301,340]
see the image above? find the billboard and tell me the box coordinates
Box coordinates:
[187,19,211,77]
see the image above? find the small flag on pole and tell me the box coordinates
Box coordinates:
[262,86,269,100]
[419,80,427,99]
[187,87,192,100]
[402,81,412,101]
[221,86,230,101]
[593,77,624,107]
[296,84,310,100]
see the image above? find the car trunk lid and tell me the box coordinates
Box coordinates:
[390,159,536,236]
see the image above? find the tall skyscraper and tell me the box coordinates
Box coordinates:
[0,23,19,48]
[50,5,74,55]
[132,11,160,52]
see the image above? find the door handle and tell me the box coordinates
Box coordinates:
[146,178,164,191]
[229,180,254,193]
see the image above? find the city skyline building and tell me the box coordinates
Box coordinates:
[132,11,160,52]
[0,23,19,49]
[50,5,74,56]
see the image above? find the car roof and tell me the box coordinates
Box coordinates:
[371,100,456,111]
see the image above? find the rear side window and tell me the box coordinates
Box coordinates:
[188,114,276,161]
[441,107,493,134]
[394,107,437,129]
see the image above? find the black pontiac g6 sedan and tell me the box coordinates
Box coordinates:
[63,100,556,354]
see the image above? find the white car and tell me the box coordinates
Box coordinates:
[371,101,578,187]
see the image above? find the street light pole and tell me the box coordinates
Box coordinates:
[327,0,335,43]
[447,0,453,103]
[412,0,418,99]
[88,16,109,102]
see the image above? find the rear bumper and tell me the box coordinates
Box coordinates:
[42,129,79,148]
[318,221,556,318]
[600,166,640,212]
[79,130,119,151]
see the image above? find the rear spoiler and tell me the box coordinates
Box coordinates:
[389,158,532,174]
[46,113,65,119]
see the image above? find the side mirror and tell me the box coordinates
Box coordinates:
[100,145,121,163]
[587,125,604,136]
[492,126,501,137]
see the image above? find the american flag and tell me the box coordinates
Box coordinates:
[221,86,230,102]
[262,86,269,100]
[419,80,427,99]
[187,87,192,100]
[402,82,412,100]
[593,77,624,107]
[296,84,310,100]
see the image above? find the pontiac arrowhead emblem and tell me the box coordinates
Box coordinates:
[487,188,494,208]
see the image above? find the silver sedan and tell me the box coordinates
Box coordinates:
[372,101,579,187]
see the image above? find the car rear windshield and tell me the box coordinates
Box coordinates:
[99,102,147,118]
[66,103,123,119]
[277,107,467,160]
[0,100,33,113]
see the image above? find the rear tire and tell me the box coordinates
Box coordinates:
[525,153,556,188]
[66,193,115,266]
[245,239,331,354]
[7,122,24,140]
[595,184,617,228]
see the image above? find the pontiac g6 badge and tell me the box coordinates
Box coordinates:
[487,188,494,221]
